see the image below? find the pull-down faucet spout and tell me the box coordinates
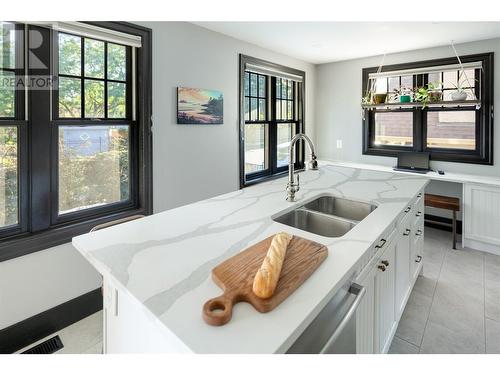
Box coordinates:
[286,133,318,202]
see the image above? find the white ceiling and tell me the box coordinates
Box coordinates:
[194,22,500,64]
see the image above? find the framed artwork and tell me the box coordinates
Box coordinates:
[177,87,223,124]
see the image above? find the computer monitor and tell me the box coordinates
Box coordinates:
[396,152,430,172]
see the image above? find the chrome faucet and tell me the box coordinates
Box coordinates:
[286,133,318,202]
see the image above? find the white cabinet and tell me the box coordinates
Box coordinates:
[375,237,397,354]
[464,183,500,254]
[395,225,411,320]
[103,277,190,353]
[410,202,424,281]
[356,189,425,354]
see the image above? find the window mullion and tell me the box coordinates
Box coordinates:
[104,42,108,119]
[269,76,277,174]
[80,36,84,118]
[28,25,53,232]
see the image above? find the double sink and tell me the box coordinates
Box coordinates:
[273,194,377,237]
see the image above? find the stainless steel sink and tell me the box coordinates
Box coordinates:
[274,208,356,238]
[273,194,377,238]
[303,195,377,222]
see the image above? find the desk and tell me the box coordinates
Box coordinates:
[324,160,500,255]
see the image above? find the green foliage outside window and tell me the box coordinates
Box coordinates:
[58,33,127,119]
[0,127,17,227]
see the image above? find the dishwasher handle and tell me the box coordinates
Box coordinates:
[319,283,366,354]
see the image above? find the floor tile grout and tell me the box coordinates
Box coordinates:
[394,334,420,350]
[483,252,487,353]
[417,235,447,353]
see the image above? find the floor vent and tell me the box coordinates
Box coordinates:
[21,335,64,354]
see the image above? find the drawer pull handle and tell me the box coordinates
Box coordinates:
[377,265,386,272]
[403,228,411,236]
[415,255,422,263]
[416,211,422,217]
[416,229,423,236]
[319,283,366,354]
[375,239,386,249]
[404,206,411,213]
[381,260,389,267]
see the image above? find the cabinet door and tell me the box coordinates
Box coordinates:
[395,228,411,320]
[375,240,397,354]
[103,277,186,353]
[410,213,424,281]
[356,267,376,354]
[464,183,500,250]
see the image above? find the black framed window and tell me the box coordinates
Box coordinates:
[0,22,26,239]
[243,71,268,175]
[362,52,493,164]
[239,55,305,187]
[0,22,152,262]
[54,32,133,221]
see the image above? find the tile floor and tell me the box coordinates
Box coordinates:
[15,227,500,354]
[389,227,500,354]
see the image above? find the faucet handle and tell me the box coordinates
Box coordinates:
[309,154,318,170]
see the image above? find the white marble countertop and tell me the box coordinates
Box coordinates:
[72,162,428,353]
[326,160,500,187]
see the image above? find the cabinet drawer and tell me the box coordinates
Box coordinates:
[397,204,413,225]
[413,190,424,207]
[356,225,397,278]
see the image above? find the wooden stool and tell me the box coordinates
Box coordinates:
[424,194,460,249]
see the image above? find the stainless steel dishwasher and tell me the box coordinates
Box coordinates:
[286,280,366,354]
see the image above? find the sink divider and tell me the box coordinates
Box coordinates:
[295,206,360,226]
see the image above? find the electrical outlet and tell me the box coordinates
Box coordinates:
[336,139,343,149]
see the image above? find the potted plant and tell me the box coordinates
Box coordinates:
[361,90,387,105]
[393,86,413,103]
[361,90,373,105]
[372,93,387,104]
[449,71,473,101]
[414,82,442,109]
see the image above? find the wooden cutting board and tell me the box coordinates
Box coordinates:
[202,234,328,326]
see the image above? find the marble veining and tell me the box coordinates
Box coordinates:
[73,162,428,353]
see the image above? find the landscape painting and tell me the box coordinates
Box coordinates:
[177,87,223,124]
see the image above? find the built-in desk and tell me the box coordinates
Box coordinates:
[324,160,500,255]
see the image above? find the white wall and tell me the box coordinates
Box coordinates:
[137,22,316,212]
[315,38,500,178]
[0,22,315,331]
[0,244,101,329]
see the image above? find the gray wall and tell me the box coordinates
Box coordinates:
[315,38,500,178]
[0,243,101,329]
[138,21,316,212]
[0,22,315,330]
[315,38,500,219]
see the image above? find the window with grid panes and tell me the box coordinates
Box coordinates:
[0,22,23,234]
[240,56,305,186]
[362,53,493,164]
[0,22,152,262]
[56,32,132,215]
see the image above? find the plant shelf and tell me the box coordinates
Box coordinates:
[361,100,481,110]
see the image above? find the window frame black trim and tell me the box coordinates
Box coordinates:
[362,52,494,165]
[0,22,28,238]
[239,54,306,188]
[0,21,152,263]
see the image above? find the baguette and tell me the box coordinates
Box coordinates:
[252,232,293,299]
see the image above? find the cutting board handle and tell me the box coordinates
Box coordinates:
[202,292,238,326]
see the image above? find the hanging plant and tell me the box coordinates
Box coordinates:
[414,82,442,109]
[361,90,373,105]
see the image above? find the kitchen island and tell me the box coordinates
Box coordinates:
[72,162,428,353]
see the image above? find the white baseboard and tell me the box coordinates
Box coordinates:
[464,238,500,256]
